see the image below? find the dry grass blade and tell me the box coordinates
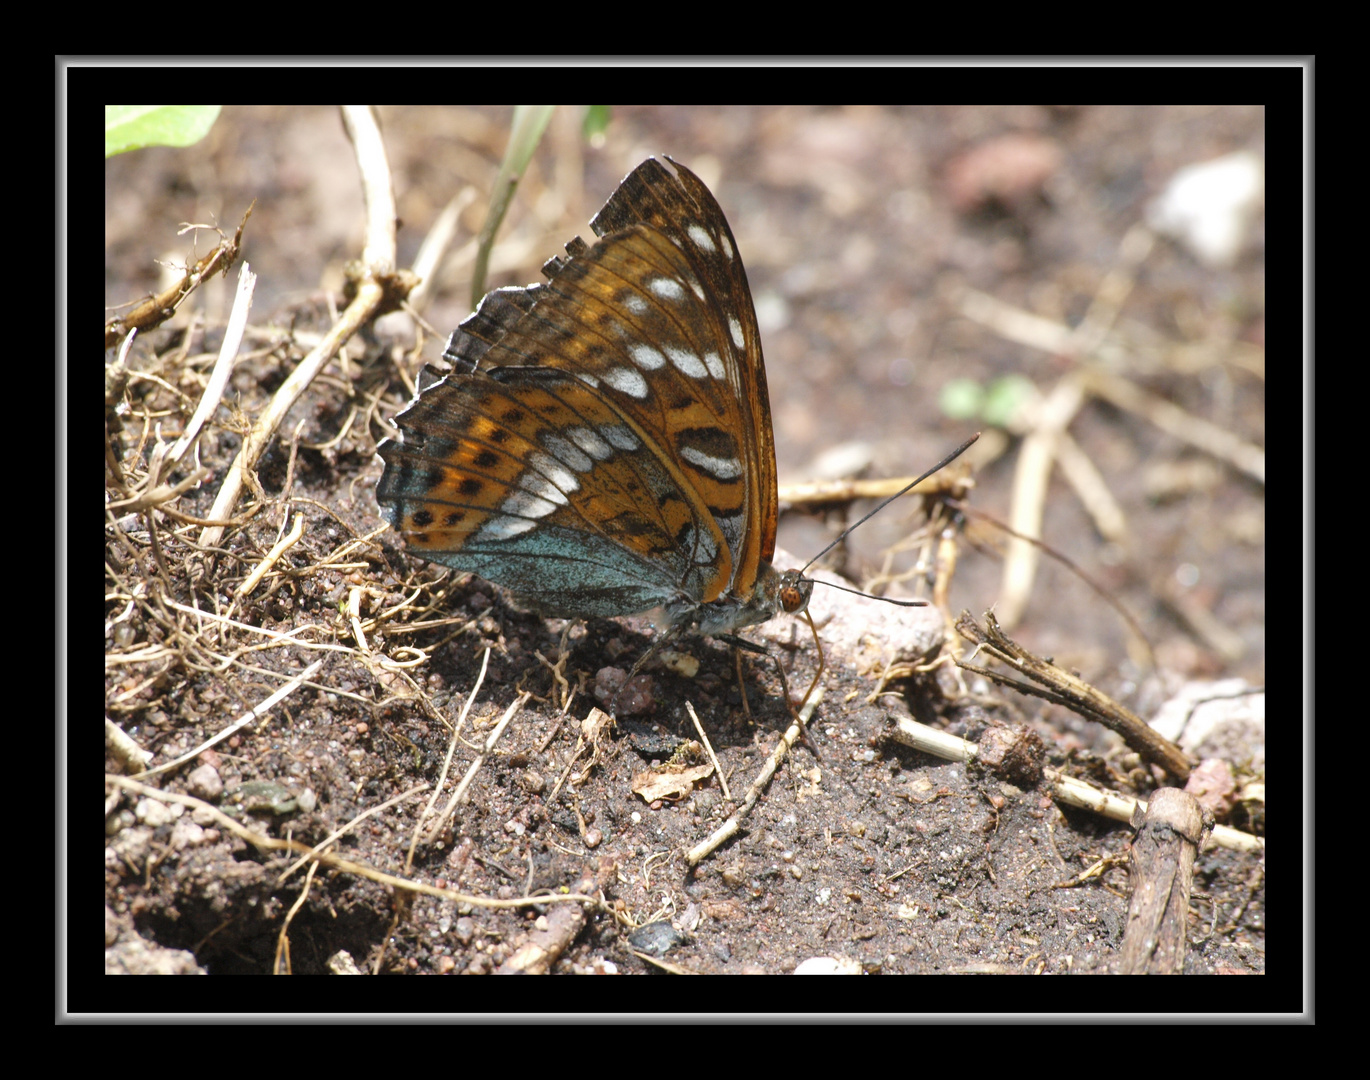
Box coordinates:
[686,700,729,801]
[281,782,431,885]
[406,647,492,864]
[424,692,526,844]
[687,687,824,866]
[106,775,600,911]
[1079,367,1265,484]
[129,659,325,780]
[198,107,418,552]
[166,263,256,470]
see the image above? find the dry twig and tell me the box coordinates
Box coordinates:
[883,711,1260,855]
[955,610,1192,780]
[687,687,824,866]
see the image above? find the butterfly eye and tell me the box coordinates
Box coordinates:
[778,573,813,615]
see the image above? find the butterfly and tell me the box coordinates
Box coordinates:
[376,157,816,673]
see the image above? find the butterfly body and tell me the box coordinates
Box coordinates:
[377,158,812,644]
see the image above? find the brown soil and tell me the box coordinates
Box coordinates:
[103,106,1267,985]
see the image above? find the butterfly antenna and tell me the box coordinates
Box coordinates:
[799,433,981,575]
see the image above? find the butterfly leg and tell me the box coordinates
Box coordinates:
[612,625,688,718]
[718,633,822,762]
[796,609,825,715]
[734,648,752,720]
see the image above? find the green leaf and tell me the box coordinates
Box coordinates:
[981,375,1035,428]
[939,375,1035,427]
[582,105,612,142]
[939,378,986,421]
[471,106,557,308]
[105,105,222,158]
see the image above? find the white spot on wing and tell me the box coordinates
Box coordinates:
[565,426,613,461]
[478,515,537,540]
[729,317,745,349]
[601,367,649,399]
[687,224,717,253]
[629,344,667,370]
[531,435,591,471]
[519,466,571,504]
[601,425,640,450]
[702,351,725,379]
[680,446,743,480]
[500,488,558,518]
[667,347,707,379]
[649,277,685,301]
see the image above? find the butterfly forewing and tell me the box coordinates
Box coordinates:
[591,159,779,590]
